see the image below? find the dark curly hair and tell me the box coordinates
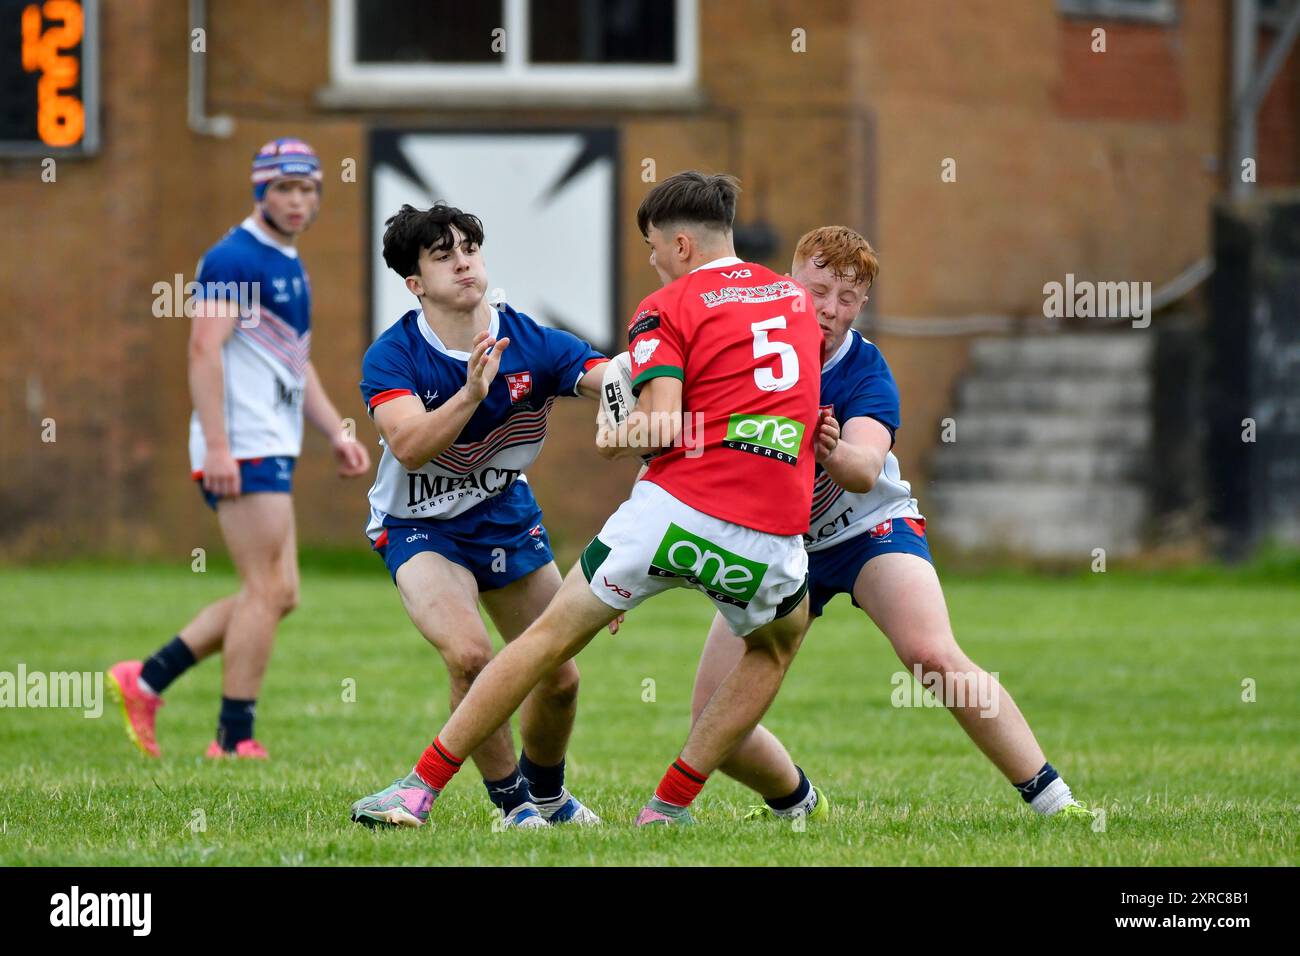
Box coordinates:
[382,202,485,278]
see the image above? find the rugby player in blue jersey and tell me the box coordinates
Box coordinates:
[108,139,371,759]
[350,204,610,828]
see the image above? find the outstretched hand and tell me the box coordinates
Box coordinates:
[466,330,510,402]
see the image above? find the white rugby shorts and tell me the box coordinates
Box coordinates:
[580,480,809,636]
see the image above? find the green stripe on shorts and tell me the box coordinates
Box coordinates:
[580,536,612,582]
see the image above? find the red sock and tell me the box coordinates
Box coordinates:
[655,758,708,807]
[414,736,463,791]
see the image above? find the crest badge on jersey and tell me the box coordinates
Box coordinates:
[632,337,660,366]
[505,371,533,402]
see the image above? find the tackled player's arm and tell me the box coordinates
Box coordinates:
[372,392,479,472]
[821,416,891,494]
[624,376,683,454]
[594,376,681,461]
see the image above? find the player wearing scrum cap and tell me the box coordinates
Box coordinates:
[690,225,1091,822]
[107,138,370,759]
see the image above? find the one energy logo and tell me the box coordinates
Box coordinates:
[723,414,805,466]
[648,523,768,607]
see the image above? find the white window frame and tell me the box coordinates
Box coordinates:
[326,0,698,107]
[1057,0,1178,24]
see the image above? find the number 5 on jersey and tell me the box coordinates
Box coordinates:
[751,317,800,392]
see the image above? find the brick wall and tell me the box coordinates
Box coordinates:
[1,0,1295,560]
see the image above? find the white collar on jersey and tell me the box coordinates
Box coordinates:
[240,216,300,259]
[822,329,857,372]
[689,255,744,273]
[417,307,501,361]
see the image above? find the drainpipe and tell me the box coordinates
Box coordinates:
[188,0,235,138]
[1231,0,1300,197]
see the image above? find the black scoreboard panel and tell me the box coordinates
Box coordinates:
[0,0,97,156]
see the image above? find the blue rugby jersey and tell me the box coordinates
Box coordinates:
[806,330,922,551]
[188,216,312,474]
[360,303,604,540]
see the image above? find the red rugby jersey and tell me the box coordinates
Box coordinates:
[628,257,821,535]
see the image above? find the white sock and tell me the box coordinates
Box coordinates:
[774,786,818,819]
[136,676,160,697]
[1030,777,1075,815]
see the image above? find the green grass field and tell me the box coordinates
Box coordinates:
[1,555,1296,866]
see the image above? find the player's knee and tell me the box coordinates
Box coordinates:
[907,642,971,683]
[743,633,799,671]
[539,662,580,709]
[444,644,494,687]
[277,581,300,618]
[246,578,298,618]
[770,618,806,659]
[773,642,800,671]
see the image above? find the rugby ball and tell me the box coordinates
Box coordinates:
[600,351,637,426]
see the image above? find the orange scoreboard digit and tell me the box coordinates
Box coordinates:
[2,0,98,155]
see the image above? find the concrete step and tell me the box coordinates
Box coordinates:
[933,515,1142,558]
[939,411,1151,448]
[968,334,1154,376]
[925,482,1147,558]
[928,447,1145,482]
[957,376,1151,412]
